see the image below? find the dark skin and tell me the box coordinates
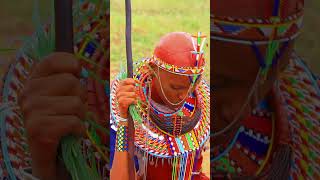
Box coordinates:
[210,0,301,147]
[115,64,201,118]
[18,30,107,179]
[111,63,201,180]
[212,40,293,145]
[19,53,86,180]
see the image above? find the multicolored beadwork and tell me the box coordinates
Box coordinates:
[211,14,303,43]
[115,125,129,152]
[212,99,274,178]
[150,56,205,76]
[110,57,210,179]
[211,52,320,179]
[279,53,320,179]
[212,0,304,81]
[211,0,304,43]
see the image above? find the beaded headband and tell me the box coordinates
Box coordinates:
[150,32,207,76]
[211,0,304,44]
[150,56,205,76]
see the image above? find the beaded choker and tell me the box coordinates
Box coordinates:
[140,77,201,137]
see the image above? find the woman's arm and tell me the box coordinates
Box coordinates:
[110,118,137,180]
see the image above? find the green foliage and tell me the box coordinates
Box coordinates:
[61,136,100,180]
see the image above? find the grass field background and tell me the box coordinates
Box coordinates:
[110,0,211,80]
[295,0,320,73]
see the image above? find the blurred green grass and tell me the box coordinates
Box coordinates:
[295,0,320,74]
[110,0,210,80]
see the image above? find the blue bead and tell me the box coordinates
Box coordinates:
[81,68,89,78]
[237,132,269,157]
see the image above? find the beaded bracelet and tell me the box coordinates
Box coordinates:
[115,125,129,152]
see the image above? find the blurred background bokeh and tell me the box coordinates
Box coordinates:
[295,0,320,74]
[0,1,51,86]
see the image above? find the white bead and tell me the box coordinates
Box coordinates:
[256,133,261,140]
[244,149,249,154]
[251,154,256,160]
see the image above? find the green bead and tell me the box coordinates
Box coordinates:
[310,151,316,159]
[177,111,183,116]
[302,106,311,114]
[307,166,313,176]
[289,77,297,84]
[306,120,313,129]
[296,91,304,98]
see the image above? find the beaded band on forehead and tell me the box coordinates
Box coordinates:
[150,57,205,76]
[211,12,303,44]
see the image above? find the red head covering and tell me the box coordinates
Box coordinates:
[151,32,206,75]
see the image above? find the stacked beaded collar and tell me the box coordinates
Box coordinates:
[110,59,210,158]
[138,68,202,137]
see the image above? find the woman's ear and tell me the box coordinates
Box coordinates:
[147,62,157,74]
[149,62,157,69]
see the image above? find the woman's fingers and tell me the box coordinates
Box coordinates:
[31,52,81,79]
[22,96,87,122]
[21,73,87,103]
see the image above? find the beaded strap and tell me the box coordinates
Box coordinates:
[115,125,129,152]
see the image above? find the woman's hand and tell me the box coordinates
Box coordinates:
[19,52,87,180]
[116,78,138,118]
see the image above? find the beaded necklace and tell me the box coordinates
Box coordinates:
[212,100,275,178]
[110,60,210,179]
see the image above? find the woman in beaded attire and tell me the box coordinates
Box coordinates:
[0,1,111,179]
[110,32,210,180]
[211,0,319,179]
